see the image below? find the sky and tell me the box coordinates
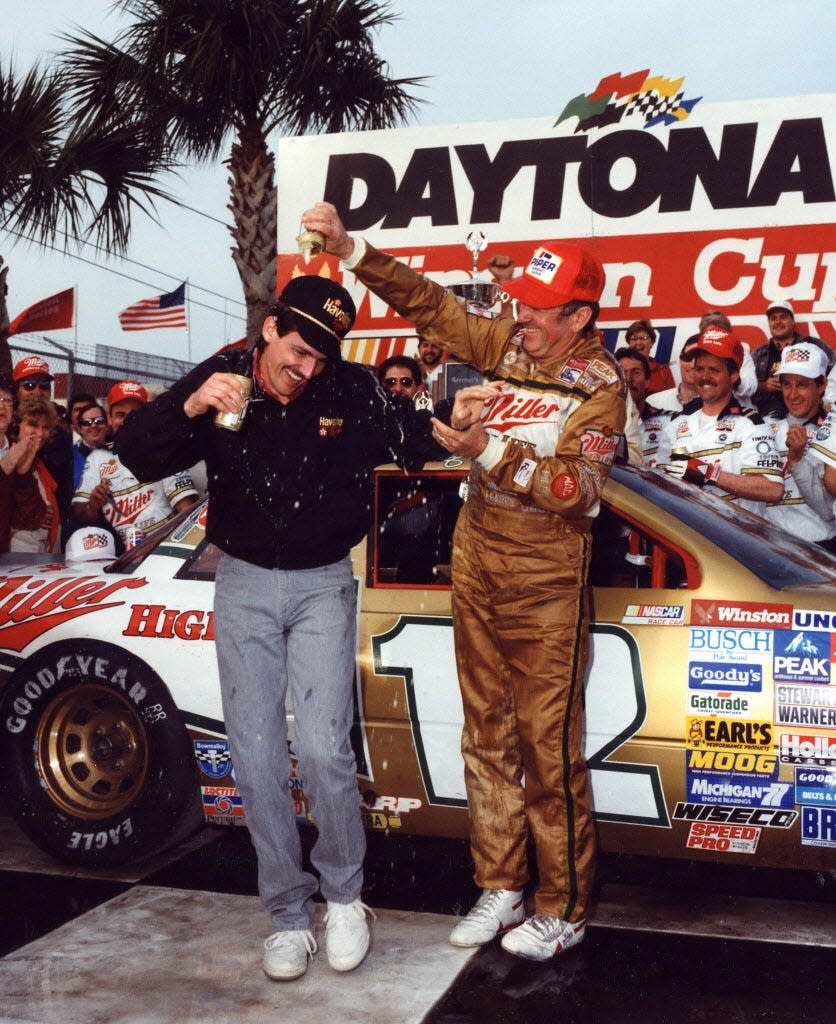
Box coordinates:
[1,0,834,367]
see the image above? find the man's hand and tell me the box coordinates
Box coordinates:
[487,254,515,283]
[88,481,114,515]
[184,372,249,419]
[301,202,355,261]
[430,416,489,459]
[448,381,504,430]
[785,423,808,465]
[663,456,722,486]
[4,432,40,475]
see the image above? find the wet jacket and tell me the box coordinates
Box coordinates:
[115,347,436,570]
[350,243,627,522]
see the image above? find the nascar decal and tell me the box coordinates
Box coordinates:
[686,717,772,751]
[622,604,684,626]
[795,766,836,807]
[0,575,148,652]
[779,733,836,766]
[691,600,792,629]
[123,604,215,641]
[775,684,836,728]
[685,822,761,855]
[772,630,832,685]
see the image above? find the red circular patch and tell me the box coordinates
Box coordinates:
[551,472,577,499]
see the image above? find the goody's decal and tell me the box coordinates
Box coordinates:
[772,631,831,685]
[194,740,233,779]
[688,628,773,662]
[800,806,836,848]
[688,661,763,692]
[795,766,836,807]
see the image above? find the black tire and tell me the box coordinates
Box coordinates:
[0,639,201,867]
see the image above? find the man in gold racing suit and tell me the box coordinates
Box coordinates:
[303,203,627,962]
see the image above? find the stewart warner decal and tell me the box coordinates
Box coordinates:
[0,574,148,652]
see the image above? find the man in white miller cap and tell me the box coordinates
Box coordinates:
[763,343,836,550]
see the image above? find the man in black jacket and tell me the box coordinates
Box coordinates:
[116,276,435,982]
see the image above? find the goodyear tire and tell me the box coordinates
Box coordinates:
[0,639,201,867]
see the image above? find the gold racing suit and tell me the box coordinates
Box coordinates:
[350,244,627,922]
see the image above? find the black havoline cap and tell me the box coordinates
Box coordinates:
[278,276,356,362]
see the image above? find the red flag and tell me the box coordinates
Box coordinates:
[118,282,187,331]
[8,288,75,336]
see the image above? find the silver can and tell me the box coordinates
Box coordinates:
[214,374,253,431]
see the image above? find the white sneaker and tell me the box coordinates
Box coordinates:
[449,889,526,948]
[263,929,317,981]
[323,899,375,972]
[500,914,586,961]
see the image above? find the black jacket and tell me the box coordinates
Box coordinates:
[115,348,439,569]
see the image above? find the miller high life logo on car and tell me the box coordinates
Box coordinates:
[123,604,215,641]
[0,574,148,652]
[691,600,793,629]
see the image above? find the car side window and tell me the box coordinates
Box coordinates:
[370,470,466,588]
[589,502,700,589]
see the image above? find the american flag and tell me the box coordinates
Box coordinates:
[118,282,187,331]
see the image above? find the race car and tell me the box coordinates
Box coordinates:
[1,464,834,871]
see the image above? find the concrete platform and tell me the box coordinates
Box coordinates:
[0,887,474,1024]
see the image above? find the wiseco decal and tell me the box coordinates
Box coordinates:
[691,600,792,629]
[0,575,148,652]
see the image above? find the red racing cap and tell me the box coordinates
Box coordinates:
[108,380,148,408]
[693,327,744,369]
[502,242,605,310]
[13,355,53,382]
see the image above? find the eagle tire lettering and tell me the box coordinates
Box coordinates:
[0,639,201,867]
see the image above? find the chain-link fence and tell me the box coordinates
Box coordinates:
[8,337,196,410]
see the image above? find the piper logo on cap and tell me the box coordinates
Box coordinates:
[526,248,563,286]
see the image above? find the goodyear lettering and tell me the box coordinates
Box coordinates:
[67,817,134,851]
[325,119,833,229]
[123,604,215,641]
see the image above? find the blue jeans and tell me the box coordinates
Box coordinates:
[214,552,365,930]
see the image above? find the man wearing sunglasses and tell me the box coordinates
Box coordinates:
[377,356,424,400]
[72,402,108,490]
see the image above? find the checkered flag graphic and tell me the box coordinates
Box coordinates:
[626,90,684,121]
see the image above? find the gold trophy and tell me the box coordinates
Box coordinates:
[296,224,325,264]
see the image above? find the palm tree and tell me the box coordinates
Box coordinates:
[62,0,423,344]
[0,59,173,374]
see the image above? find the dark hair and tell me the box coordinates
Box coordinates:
[614,346,651,378]
[68,390,97,412]
[77,401,104,423]
[625,319,656,343]
[378,356,422,385]
[560,299,600,333]
[259,301,300,351]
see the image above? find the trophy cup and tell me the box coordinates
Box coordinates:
[448,231,498,310]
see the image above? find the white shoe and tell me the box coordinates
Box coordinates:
[449,889,526,947]
[263,929,317,980]
[323,899,375,972]
[500,914,586,961]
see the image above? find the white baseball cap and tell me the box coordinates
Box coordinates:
[766,300,795,317]
[777,343,828,380]
[65,528,117,562]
